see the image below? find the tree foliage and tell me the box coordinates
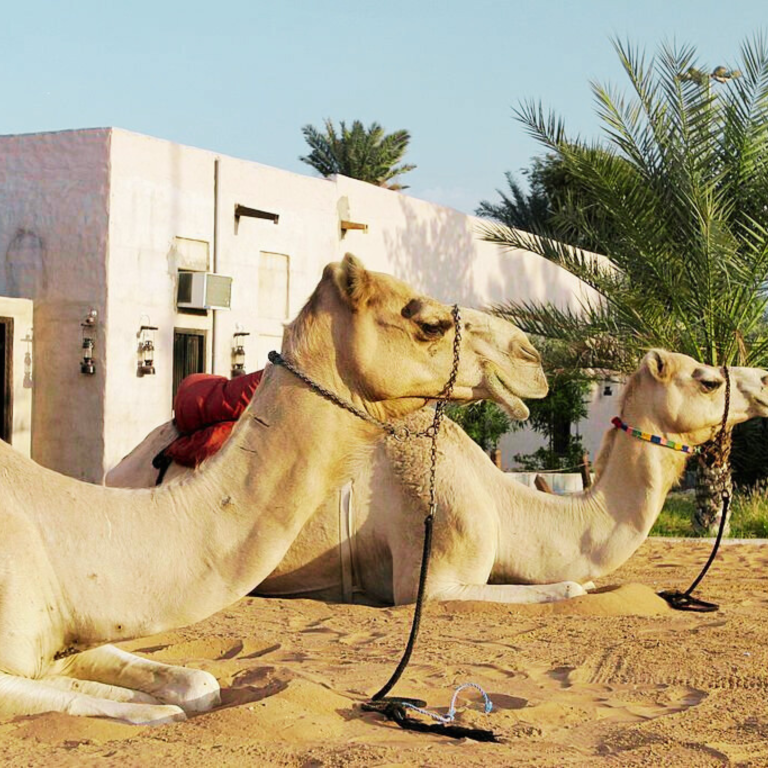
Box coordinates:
[481,35,768,373]
[512,359,591,470]
[300,119,416,189]
[445,400,512,453]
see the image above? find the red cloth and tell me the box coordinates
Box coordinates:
[173,370,263,433]
[165,370,264,467]
[165,422,238,468]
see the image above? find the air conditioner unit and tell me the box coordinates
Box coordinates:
[177,271,233,310]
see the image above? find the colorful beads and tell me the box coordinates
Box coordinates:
[611,417,699,455]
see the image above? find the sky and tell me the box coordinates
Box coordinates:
[1,1,766,215]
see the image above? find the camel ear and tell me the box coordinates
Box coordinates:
[334,253,374,309]
[644,349,673,382]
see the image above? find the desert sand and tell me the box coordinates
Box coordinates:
[1,538,768,767]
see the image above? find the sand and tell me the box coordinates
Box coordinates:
[2,537,768,767]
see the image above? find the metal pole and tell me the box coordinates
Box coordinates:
[212,158,219,374]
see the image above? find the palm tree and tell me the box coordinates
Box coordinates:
[300,119,416,190]
[475,167,551,230]
[480,35,768,533]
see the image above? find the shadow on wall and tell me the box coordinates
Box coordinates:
[2,229,47,299]
[383,197,482,307]
[384,196,572,311]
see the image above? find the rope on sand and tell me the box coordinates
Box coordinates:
[400,683,493,724]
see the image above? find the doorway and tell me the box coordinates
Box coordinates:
[0,318,13,444]
[172,329,206,404]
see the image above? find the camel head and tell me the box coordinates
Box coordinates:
[282,254,547,421]
[622,349,768,444]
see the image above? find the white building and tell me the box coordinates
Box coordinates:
[0,127,618,482]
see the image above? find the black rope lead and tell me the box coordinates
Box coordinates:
[659,365,731,613]
[362,515,500,742]
[370,515,433,702]
[658,489,730,613]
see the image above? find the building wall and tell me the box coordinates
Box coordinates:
[0,296,33,456]
[104,130,216,471]
[0,129,110,481]
[331,175,596,312]
[1,127,609,480]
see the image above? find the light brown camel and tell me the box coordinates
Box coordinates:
[0,255,548,724]
[108,351,768,606]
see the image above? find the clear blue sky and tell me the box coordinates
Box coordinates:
[2,1,766,214]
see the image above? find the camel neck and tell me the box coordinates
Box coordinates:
[490,415,689,585]
[30,363,381,645]
[164,364,380,602]
[594,419,688,529]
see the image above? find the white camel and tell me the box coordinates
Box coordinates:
[0,254,548,724]
[109,350,768,606]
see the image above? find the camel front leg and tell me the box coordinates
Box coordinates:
[429,580,588,604]
[42,675,162,704]
[62,644,220,714]
[0,672,186,724]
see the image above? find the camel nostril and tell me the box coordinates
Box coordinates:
[763,374,768,387]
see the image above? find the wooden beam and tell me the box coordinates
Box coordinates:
[235,204,279,224]
[340,220,368,233]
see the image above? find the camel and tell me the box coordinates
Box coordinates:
[108,350,768,606]
[0,254,549,725]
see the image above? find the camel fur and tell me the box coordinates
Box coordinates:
[109,351,768,607]
[0,254,547,724]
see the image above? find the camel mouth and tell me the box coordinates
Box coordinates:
[486,369,531,420]
[753,395,768,413]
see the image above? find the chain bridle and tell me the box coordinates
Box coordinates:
[267,304,488,735]
[268,304,462,518]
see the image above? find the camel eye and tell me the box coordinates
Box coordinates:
[700,379,722,392]
[419,322,445,339]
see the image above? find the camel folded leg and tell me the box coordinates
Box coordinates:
[0,672,186,724]
[428,581,588,604]
[61,645,221,714]
[43,675,162,704]
[57,645,220,714]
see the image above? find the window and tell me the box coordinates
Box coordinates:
[172,329,206,403]
[258,252,290,320]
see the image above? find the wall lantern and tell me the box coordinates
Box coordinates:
[231,327,250,377]
[22,329,33,389]
[80,309,98,375]
[137,320,158,376]
[603,384,613,397]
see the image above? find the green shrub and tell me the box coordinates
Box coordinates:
[651,486,768,538]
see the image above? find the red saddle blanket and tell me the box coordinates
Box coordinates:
[164,370,264,467]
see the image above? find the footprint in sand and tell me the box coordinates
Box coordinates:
[522,653,708,726]
[336,630,388,646]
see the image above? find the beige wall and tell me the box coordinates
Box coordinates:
[0,129,110,481]
[104,131,216,470]
[0,127,608,479]
[0,296,33,456]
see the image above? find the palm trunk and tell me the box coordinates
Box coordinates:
[693,434,733,536]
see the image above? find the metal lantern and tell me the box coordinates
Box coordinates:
[137,324,158,376]
[231,329,250,377]
[22,330,33,388]
[80,309,97,375]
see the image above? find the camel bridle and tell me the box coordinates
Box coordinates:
[614,365,732,612]
[269,305,496,740]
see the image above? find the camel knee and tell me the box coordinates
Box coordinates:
[156,668,221,713]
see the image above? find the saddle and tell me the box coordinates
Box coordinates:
[156,370,264,471]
